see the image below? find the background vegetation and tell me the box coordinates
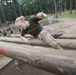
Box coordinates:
[0,0,76,24]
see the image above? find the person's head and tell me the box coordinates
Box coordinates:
[37,12,47,19]
[15,16,29,30]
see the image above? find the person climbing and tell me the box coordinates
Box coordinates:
[15,12,64,49]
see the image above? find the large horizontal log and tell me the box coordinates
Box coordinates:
[0,37,76,49]
[58,34,76,39]
[10,34,33,38]
[10,34,76,39]
[0,42,76,75]
[64,30,76,34]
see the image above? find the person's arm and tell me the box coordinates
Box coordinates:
[37,12,47,19]
[20,36,30,44]
[29,15,42,22]
[20,30,30,44]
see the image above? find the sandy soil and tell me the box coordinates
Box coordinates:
[44,18,76,30]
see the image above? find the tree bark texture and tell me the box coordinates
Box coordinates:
[10,34,76,39]
[0,42,76,75]
[0,37,76,49]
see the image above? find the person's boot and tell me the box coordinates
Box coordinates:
[54,44,64,50]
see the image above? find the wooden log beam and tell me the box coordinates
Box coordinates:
[10,34,33,38]
[9,29,76,39]
[64,30,76,34]
[58,34,76,39]
[0,37,76,49]
[10,34,76,39]
[0,42,76,75]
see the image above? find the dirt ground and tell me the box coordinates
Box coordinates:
[0,60,55,75]
[44,18,76,30]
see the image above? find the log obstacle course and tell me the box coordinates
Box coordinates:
[0,37,76,49]
[8,27,76,39]
[0,42,76,75]
[0,28,76,75]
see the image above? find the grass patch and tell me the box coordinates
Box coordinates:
[50,10,76,18]
[42,18,47,20]
[60,11,76,18]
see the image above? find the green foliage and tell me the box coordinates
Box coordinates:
[0,0,76,24]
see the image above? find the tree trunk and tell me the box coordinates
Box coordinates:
[70,0,72,14]
[64,1,66,11]
[75,0,76,14]
[0,42,76,75]
[45,0,48,13]
[38,0,42,11]
[0,37,76,49]
[54,0,58,18]
[18,3,22,16]
[0,4,6,23]
[58,2,61,16]
[12,0,17,18]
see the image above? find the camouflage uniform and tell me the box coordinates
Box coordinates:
[38,28,64,48]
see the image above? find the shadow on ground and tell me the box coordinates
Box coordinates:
[0,60,55,75]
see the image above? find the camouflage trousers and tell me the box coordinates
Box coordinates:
[38,28,64,48]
